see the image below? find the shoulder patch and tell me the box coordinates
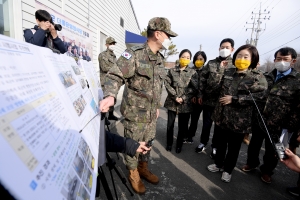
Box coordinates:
[130,44,144,51]
[121,51,132,60]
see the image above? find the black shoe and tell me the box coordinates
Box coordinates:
[176,147,182,154]
[105,118,111,126]
[108,114,119,121]
[287,187,300,197]
[210,148,217,159]
[186,138,194,144]
[166,146,172,151]
[195,143,206,153]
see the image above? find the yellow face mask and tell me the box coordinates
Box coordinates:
[235,59,251,70]
[179,58,190,68]
[195,60,204,68]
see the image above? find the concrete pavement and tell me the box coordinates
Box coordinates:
[99,88,299,200]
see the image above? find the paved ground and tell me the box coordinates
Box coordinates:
[98,88,299,200]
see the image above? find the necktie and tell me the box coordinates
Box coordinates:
[276,73,284,82]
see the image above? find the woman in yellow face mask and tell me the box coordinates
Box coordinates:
[187,51,207,147]
[206,44,268,183]
[164,49,199,153]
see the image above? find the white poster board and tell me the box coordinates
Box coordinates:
[0,35,100,200]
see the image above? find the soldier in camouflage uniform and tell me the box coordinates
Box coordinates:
[242,47,300,184]
[164,49,198,153]
[98,37,119,120]
[197,38,235,157]
[99,17,178,194]
[206,44,267,183]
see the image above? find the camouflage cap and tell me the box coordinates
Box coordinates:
[147,17,178,37]
[106,37,116,44]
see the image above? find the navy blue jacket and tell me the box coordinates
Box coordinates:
[106,131,139,157]
[23,25,66,54]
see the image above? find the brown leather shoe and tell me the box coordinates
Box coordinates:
[261,174,271,184]
[138,161,159,184]
[241,164,256,172]
[128,169,146,194]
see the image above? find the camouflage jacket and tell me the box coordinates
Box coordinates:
[103,43,165,123]
[164,66,198,113]
[200,57,234,107]
[212,68,268,134]
[263,68,300,135]
[98,49,117,86]
[191,65,203,98]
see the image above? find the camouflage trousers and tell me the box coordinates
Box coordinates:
[123,119,157,170]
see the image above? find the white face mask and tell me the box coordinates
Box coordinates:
[219,48,231,58]
[158,33,172,50]
[274,61,291,72]
[108,45,115,51]
[161,38,172,50]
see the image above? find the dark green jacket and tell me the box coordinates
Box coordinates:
[263,68,300,135]
[164,66,198,113]
[212,68,268,134]
[200,56,234,107]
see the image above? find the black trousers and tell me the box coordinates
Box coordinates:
[188,104,203,138]
[199,105,215,146]
[211,124,222,149]
[214,127,245,174]
[166,110,191,148]
[247,122,279,176]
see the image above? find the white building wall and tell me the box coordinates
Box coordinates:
[11,0,141,74]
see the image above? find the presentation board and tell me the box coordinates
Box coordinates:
[0,34,101,200]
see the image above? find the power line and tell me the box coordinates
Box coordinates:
[270,0,282,10]
[259,9,300,41]
[259,20,300,45]
[206,0,260,52]
[261,35,300,55]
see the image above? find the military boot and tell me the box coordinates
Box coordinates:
[137,161,159,184]
[128,168,145,194]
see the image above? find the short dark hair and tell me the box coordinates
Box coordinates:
[232,44,259,69]
[274,47,297,59]
[179,49,192,60]
[193,51,207,65]
[220,38,234,48]
[147,29,155,38]
[35,10,52,23]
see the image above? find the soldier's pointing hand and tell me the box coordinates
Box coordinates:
[99,96,115,113]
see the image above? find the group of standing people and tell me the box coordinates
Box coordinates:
[99,16,300,196]
[163,37,300,192]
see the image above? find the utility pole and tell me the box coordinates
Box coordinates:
[200,44,202,51]
[245,2,270,46]
[245,14,256,45]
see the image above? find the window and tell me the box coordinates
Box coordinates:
[0,0,13,37]
[100,32,107,53]
[120,17,124,28]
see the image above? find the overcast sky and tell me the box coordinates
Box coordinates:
[131,0,300,64]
